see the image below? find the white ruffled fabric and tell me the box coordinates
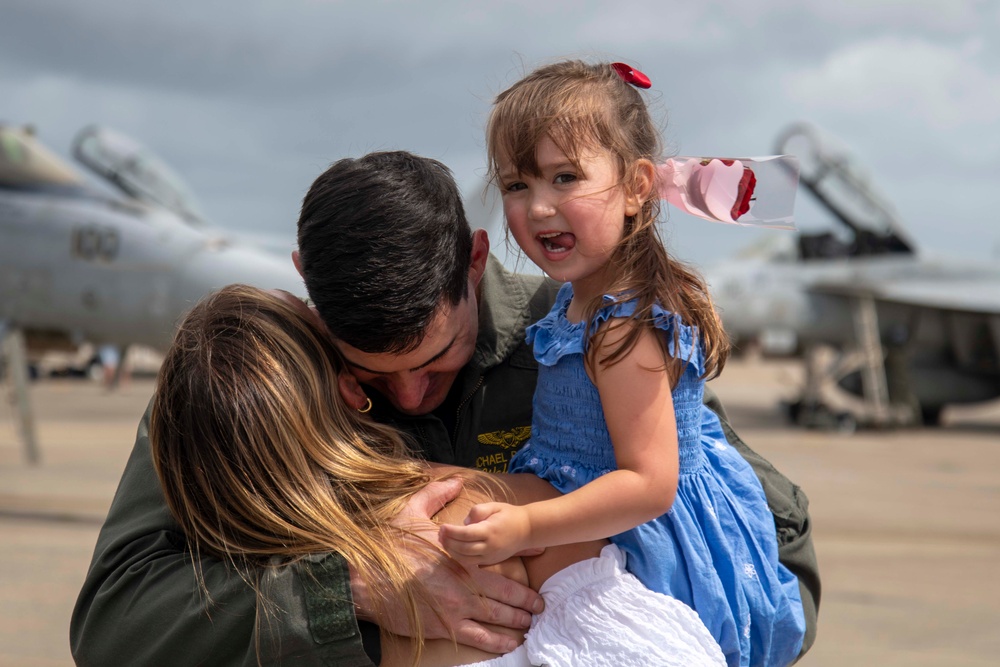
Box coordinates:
[469,545,725,667]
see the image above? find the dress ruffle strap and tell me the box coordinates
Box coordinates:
[527,284,705,375]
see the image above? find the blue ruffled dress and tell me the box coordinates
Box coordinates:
[509,284,805,667]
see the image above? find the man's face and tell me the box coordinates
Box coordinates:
[334,293,480,416]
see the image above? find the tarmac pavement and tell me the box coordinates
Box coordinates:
[1,357,998,666]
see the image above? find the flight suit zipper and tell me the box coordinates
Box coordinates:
[452,374,484,444]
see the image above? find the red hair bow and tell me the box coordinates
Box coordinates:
[611,62,651,89]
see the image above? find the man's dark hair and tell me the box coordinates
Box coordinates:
[296,151,473,354]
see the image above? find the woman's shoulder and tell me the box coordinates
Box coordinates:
[426,464,559,510]
[431,468,607,593]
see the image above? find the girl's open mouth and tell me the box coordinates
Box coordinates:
[538,231,575,253]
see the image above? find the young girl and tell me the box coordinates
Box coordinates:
[150,284,726,666]
[439,60,807,667]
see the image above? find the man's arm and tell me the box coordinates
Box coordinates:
[71,405,371,667]
[703,387,821,661]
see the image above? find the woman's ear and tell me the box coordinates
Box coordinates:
[337,372,369,411]
[624,159,656,217]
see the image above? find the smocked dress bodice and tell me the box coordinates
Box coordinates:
[509,284,805,667]
[517,288,708,488]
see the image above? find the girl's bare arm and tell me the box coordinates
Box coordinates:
[440,321,678,563]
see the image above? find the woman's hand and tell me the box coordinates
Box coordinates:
[350,478,543,654]
[439,502,533,566]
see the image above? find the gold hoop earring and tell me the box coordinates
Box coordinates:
[358,397,373,414]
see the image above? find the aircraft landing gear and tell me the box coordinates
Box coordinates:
[790,294,921,432]
[0,324,41,464]
[920,405,944,427]
[785,399,858,434]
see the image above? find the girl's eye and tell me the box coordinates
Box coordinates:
[554,173,577,185]
[504,181,526,193]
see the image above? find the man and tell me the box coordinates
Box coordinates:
[72,151,819,666]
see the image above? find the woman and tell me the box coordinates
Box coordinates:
[151,284,724,666]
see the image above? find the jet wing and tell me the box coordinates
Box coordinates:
[810,278,1000,316]
[868,280,1000,315]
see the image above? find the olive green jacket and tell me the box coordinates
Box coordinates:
[70,257,819,666]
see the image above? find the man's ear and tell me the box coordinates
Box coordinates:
[337,371,369,411]
[625,159,656,217]
[292,250,305,279]
[469,229,490,289]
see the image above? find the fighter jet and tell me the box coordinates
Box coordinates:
[707,123,1000,430]
[0,124,304,461]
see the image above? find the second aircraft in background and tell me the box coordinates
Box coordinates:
[706,123,1000,430]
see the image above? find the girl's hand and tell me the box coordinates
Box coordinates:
[439,502,533,565]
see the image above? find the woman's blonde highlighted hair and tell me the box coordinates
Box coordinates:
[150,284,488,663]
[487,59,729,382]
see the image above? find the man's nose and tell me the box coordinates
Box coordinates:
[389,373,430,411]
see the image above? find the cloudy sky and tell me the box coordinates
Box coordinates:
[3,0,998,269]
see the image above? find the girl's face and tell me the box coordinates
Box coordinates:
[499,136,643,302]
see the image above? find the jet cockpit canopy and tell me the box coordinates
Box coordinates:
[775,122,915,258]
[73,125,208,226]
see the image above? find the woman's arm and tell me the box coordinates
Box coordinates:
[440,321,679,564]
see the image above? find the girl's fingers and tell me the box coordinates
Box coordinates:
[440,534,487,558]
[439,522,489,543]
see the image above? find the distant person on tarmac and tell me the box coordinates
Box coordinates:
[97,344,127,389]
